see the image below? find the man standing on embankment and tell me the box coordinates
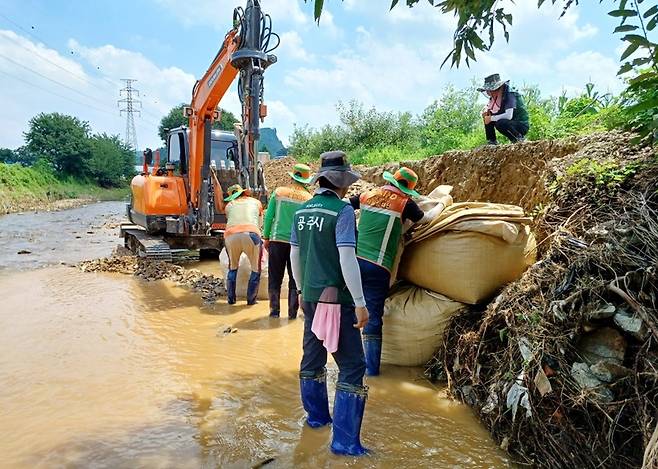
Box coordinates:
[262,163,314,319]
[349,168,451,376]
[290,151,370,456]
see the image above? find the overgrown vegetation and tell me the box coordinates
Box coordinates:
[290,82,628,165]
[0,112,135,212]
[0,162,129,214]
[307,0,658,142]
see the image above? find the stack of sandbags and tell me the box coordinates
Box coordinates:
[219,248,286,301]
[398,198,537,304]
[381,284,465,366]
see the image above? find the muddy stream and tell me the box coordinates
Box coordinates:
[0,202,510,468]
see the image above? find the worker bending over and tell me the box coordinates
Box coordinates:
[223,184,264,305]
[290,151,370,456]
[349,168,451,376]
[262,164,313,319]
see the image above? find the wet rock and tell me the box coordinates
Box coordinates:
[587,303,616,320]
[17,249,31,255]
[590,361,631,383]
[613,310,649,341]
[571,362,614,402]
[578,327,626,366]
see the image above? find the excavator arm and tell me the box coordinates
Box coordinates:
[186,0,277,230]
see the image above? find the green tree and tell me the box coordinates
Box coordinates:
[420,84,482,152]
[307,0,658,141]
[24,112,91,177]
[88,134,135,187]
[0,148,12,163]
[158,104,240,142]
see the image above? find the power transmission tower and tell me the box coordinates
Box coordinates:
[118,79,141,151]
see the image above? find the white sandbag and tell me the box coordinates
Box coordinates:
[381,285,465,367]
[218,248,287,300]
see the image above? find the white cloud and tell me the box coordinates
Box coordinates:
[316,9,342,38]
[277,31,314,62]
[555,51,623,94]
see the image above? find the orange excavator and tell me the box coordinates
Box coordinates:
[122,0,278,261]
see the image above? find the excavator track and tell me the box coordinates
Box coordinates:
[121,224,203,263]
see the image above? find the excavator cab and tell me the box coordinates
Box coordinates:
[122,0,277,262]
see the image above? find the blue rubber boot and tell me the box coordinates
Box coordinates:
[363,335,382,377]
[246,271,261,305]
[226,269,238,305]
[330,383,369,456]
[299,368,332,428]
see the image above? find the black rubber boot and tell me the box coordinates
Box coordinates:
[269,289,280,318]
[288,288,299,319]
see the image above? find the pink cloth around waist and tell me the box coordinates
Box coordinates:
[311,303,341,353]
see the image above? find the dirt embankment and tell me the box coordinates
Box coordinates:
[359,131,653,214]
[272,132,652,217]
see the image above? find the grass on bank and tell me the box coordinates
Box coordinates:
[0,162,130,213]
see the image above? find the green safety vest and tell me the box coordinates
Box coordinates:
[263,184,312,243]
[294,192,353,305]
[357,186,408,271]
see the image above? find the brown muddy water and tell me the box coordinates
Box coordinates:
[0,202,510,468]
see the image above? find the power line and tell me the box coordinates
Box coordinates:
[0,69,120,118]
[119,79,141,150]
[0,52,116,109]
[0,12,120,90]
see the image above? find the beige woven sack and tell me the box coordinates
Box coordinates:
[381,285,465,366]
[399,202,536,304]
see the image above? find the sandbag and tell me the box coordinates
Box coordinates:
[400,202,536,304]
[218,248,287,300]
[381,285,465,366]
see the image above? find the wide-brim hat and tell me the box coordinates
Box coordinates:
[310,150,361,188]
[288,163,314,185]
[477,73,509,92]
[383,168,420,198]
[224,183,246,202]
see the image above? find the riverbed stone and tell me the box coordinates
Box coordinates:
[577,327,626,366]
[590,361,632,383]
[571,362,614,402]
[613,310,649,341]
[587,303,616,320]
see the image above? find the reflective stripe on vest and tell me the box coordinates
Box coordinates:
[358,186,408,269]
[271,185,312,242]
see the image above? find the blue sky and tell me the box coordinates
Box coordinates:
[0,0,651,150]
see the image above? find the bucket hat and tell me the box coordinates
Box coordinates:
[310,151,361,188]
[383,167,420,198]
[224,183,246,202]
[288,163,314,185]
[477,73,509,92]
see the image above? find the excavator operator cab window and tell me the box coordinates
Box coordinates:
[167,132,187,175]
[210,138,239,168]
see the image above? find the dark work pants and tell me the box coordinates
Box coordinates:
[267,241,297,293]
[485,119,529,143]
[300,301,366,387]
[358,258,391,337]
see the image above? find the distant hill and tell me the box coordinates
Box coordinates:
[259,128,287,157]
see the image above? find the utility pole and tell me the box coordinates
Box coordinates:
[118,79,141,151]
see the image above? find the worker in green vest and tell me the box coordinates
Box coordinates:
[262,163,314,319]
[349,167,451,376]
[290,151,370,456]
